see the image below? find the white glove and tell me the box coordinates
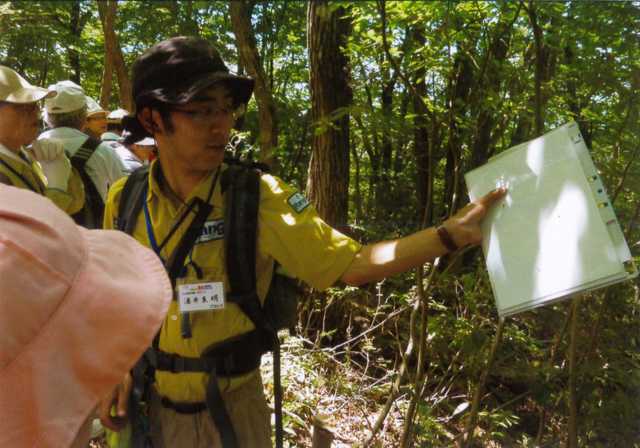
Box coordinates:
[31,138,72,191]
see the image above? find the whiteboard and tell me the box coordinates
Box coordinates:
[465,122,637,316]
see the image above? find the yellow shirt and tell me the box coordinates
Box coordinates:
[0,150,85,215]
[104,161,361,403]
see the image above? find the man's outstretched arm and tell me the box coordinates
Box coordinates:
[340,188,507,286]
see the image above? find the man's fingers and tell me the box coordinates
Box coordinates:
[97,376,132,431]
[477,187,507,208]
[98,390,120,431]
[115,375,132,417]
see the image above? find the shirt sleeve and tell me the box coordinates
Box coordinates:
[103,143,128,185]
[257,174,361,290]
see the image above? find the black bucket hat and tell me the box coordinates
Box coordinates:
[132,36,254,108]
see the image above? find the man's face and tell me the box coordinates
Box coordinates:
[0,102,40,151]
[154,84,237,173]
[85,112,108,137]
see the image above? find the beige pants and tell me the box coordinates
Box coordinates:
[149,372,272,448]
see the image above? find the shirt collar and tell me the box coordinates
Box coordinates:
[0,143,31,166]
[147,160,223,210]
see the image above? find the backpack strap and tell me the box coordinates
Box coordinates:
[70,137,105,228]
[116,165,161,447]
[0,157,42,193]
[221,163,284,448]
[116,165,150,233]
[0,170,11,186]
[222,164,268,329]
[72,136,101,168]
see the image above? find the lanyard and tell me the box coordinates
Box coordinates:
[142,167,220,260]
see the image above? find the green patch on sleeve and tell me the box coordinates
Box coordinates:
[287,192,310,213]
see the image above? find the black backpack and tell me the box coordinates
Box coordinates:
[69,136,105,229]
[116,159,299,448]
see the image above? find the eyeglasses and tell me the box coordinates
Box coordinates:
[171,102,245,125]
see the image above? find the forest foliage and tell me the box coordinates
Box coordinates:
[1,1,639,446]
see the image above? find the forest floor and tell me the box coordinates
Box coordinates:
[262,334,407,447]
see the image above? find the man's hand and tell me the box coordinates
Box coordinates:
[97,372,132,432]
[29,138,71,190]
[444,188,507,248]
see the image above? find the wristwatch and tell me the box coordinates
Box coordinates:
[436,224,458,252]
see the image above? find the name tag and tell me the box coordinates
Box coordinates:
[177,282,225,312]
[196,219,224,244]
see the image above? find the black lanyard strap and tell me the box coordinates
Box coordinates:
[144,167,221,258]
[165,198,213,285]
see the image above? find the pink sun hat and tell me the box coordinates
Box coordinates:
[0,185,171,447]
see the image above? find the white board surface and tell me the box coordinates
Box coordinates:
[465,122,637,316]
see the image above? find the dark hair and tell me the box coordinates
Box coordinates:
[121,103,176,145]
[107,122,123,133]
[44,106,87,130]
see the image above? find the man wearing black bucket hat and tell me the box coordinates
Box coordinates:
[100,36,505,448]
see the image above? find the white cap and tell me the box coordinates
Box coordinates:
[0,66,54,104]
[56,80,83,91]
[107,108,129,122]
[86,96,106,117]
[45,82,86,113]
[134,137,156,147]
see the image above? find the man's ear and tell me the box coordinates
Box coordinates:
[138,107,164,135]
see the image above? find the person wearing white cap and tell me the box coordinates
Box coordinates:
[99,107,149,174]
[0,184,172,448]
[108,136,157,175]
[102,107,129,142]
[0,65,85,214]
[129,137,157,163]
[85,95,109,139]
[40,81,127,228]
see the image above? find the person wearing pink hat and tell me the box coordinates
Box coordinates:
[0,66,85,214]
[0,185,172,447]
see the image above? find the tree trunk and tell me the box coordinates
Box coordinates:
[470,3,520,169]
[98,0,133,112]
[169,0,200,36]
[230,0,278,167]
[359,69,381,213]
[100,54,114,108]
[443,50,473,218]
[68,1,81,84]
[567,297,580,448]
[512,1,559,144]
[562,3,592,148]
[306,0,352,227]
[378,70,395,212]
[527,0,547,136]
[411,25,432,226]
